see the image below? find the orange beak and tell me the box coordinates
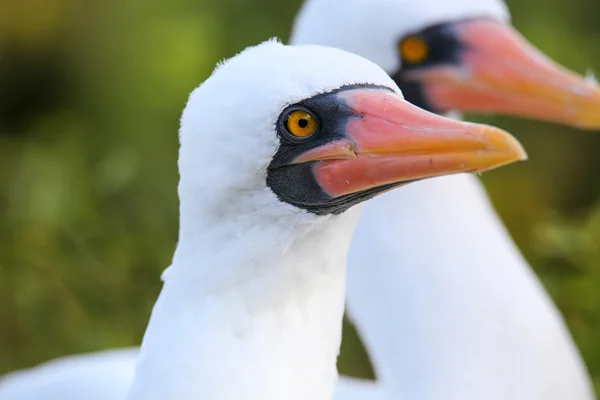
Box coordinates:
[292,88,526,198]
[409,19,600,129]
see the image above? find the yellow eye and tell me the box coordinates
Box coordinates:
[400,36,429,64]
[286,109,317,138]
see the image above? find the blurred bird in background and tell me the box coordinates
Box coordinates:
[0,0,599,398]
[291,0,600,398]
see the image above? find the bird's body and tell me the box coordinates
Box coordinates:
[0,349,137,400]
[0,348,384,400]
[345,174,593,399]
[127,211,359,400]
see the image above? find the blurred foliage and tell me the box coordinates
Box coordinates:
[533,207,600,391]
[0,0,599,394]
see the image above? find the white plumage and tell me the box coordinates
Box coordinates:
[0,349,137,400]
[290,0,596,399]
[124,40,396,400]
[0,348,384,400]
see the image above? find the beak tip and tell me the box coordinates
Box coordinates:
[498,128,528,163]
[519,151,529,162]
[514,140,528,162]
[478,126,528,169]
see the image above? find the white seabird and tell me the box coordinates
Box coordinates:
[290,0,600,399]
[0,40,525,400]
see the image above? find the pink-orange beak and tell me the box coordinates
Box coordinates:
[409,19,600,129]
[291,87,526,198]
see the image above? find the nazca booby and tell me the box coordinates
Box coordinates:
[0,40,526,400]
[290,0,600,399]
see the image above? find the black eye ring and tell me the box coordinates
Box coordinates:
[277,105,320,143]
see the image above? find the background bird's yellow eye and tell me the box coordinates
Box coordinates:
[286,110,317,138]
[400,36,429,63]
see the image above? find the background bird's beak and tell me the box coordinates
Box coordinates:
[411,19,600,129]
[293,88,526,198]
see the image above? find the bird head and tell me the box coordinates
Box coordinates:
[291,0,600,129]
[177,40,525,229]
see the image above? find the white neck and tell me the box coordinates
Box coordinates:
[127,206,363,400]
[346,174,593,398]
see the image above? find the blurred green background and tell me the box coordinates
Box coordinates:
[0,0,599,394]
